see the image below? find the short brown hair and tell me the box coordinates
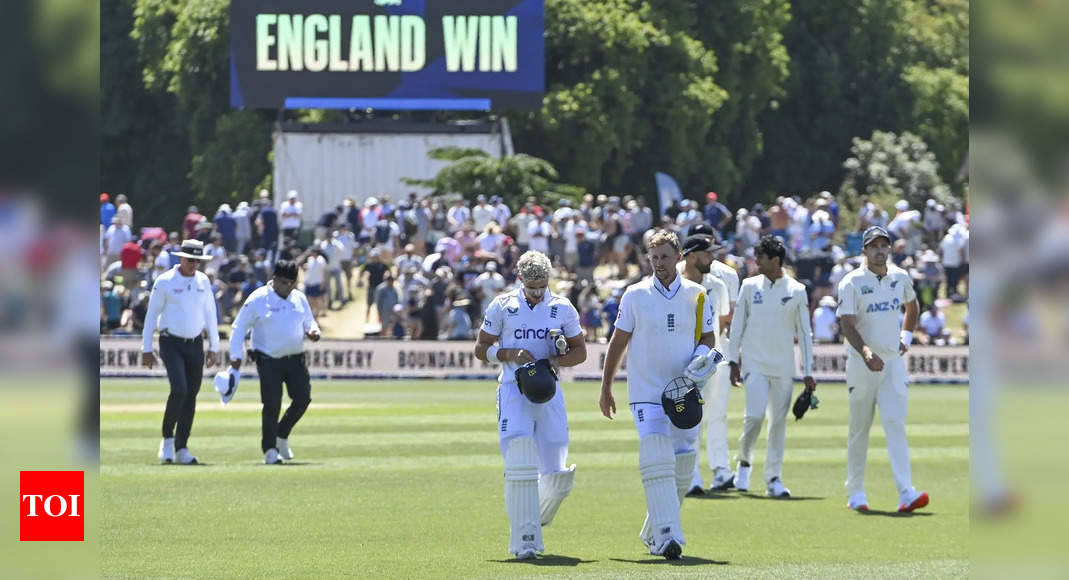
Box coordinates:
[646,229,680,252]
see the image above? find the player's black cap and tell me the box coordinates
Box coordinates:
[687,222,716,237]
[514,359,558,404]
[862,226,892,247]
[662,377,704,429]
[681,234,719,256]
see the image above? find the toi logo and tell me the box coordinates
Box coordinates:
[20,471,84,541]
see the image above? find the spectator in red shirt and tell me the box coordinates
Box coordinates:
[120,240,143,288]
[183,205,205,240]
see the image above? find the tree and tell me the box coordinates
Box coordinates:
[839,131,953,211]
[402,147,580,209]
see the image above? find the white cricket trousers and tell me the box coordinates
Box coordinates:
[737,373,794,484]
[845,354,914,497]
[703,366,733,472]
[497,382,569,474]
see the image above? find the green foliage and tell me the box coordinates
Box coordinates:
[840,131,953,212]
[402,147,576,208]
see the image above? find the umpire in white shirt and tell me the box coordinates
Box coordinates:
[229,260,321,464]
[141,239,220,465]
[728,235,815,497]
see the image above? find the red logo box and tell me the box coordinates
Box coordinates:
[20,471,84,541]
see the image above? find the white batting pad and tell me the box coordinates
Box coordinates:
[637,434,684,554]
[539,464,576,527]
[504,437,543,556]
[674,450,698,503]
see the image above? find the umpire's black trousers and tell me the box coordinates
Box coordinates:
[159,334,204,450]
[255,353,312,453]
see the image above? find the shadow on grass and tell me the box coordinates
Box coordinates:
[858,509,935,518]
[686,492,741,501]
[610,556,729,566]
[488,554,596,566]
[740,493,826,501]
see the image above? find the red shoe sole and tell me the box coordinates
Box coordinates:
[898,492,930,512]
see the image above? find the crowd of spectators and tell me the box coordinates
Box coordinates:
[100,187,968,346]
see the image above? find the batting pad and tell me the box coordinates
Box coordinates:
[539,464,576,527]
[674,450,698,503]
[638,434,684,554]
[504,437,543,556]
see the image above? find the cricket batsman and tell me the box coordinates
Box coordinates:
[474,251,587,559]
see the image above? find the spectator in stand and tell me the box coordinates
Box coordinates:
[888,200,923,253]
[923,199,947,246]
[344,198,362,241]
[115,194,134,229]
[751,203,772,234]
[788,196,810,255]
[100,280,124,333]
[443,297,474,340]
[474,261,506,316]
[359,197,381,243]
[103,216,133,266]
[410,197,432,254]
[891,238,910,267]
[372,213,402,262]
[451,221,475,255]
[321,233,348,308]
[703,192,731,239]
[302,247,328,317]
[601,288,622,338]
[509,204,534,253]
[812,295,839,343]
[769,198,790,243]
[630,197,654,245]
[435,234,462,267]
[183,205,205,240]
[373,271,399,329]
[472,194,494,232]
[280,190,304,246]
[215,204,237,253]
[578,281,602,342]
[448,198,471,233]
[828,247,855,292]
[675,199,701,229]
[940,221,969,301]
[808,199,835,252]
[360,248,389,320]
[734,208,760,252]
[913,249,945,309]
[234,201,252,255]
[119,239,143,287]
[256,198,279,265]
[100,193,116,227]
[491,196,511,230]
[394,244,423,277]
[204,234,227,276]
[476,222,506,261]
[819,191,839,226]
[334,223,357,291]
[315,204,341,242]
[917,302,947,345]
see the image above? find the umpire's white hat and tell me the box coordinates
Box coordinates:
[213,368,240,405]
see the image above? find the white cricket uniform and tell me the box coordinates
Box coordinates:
[142,266,220,353]
[616,275,715,447]
[837,264,918,498]
[706,260,740,474]
[482,289,581,474]
[228,284,320,360]
[728,273,813,484]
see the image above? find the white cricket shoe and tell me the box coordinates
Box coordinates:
[766,477,791,498]
[277,437,294,460]
[175,448,198,465]
[158,437,175,463]
[710,467,735,491]
[515,548,537,560]
[735,463,751,491]
[265,448,283,465]
[848,493,870,511]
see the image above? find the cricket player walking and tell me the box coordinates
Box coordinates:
[600,230,718,560]
[728,236,816,497]
[837,226,929,512]
[474,251,587,560]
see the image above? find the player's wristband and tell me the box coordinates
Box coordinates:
[487,345,501,361]
[692,344,711,359]
[900,330,913,347]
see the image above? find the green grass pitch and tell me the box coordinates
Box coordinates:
[101,379,968,578]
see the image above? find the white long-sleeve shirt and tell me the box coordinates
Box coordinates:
[615,274,715,404]
[229,283,320,360]
[728,273,813,378]
[141,266,220,353]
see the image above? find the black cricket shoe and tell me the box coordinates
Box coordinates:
[685,484,705,497]
[662,541,682,560]
[710,474,735,492]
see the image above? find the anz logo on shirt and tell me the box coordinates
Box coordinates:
[865,298,901,313]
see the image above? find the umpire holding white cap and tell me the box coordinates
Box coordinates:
[141,239,220,465]
[229,259,321,464]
